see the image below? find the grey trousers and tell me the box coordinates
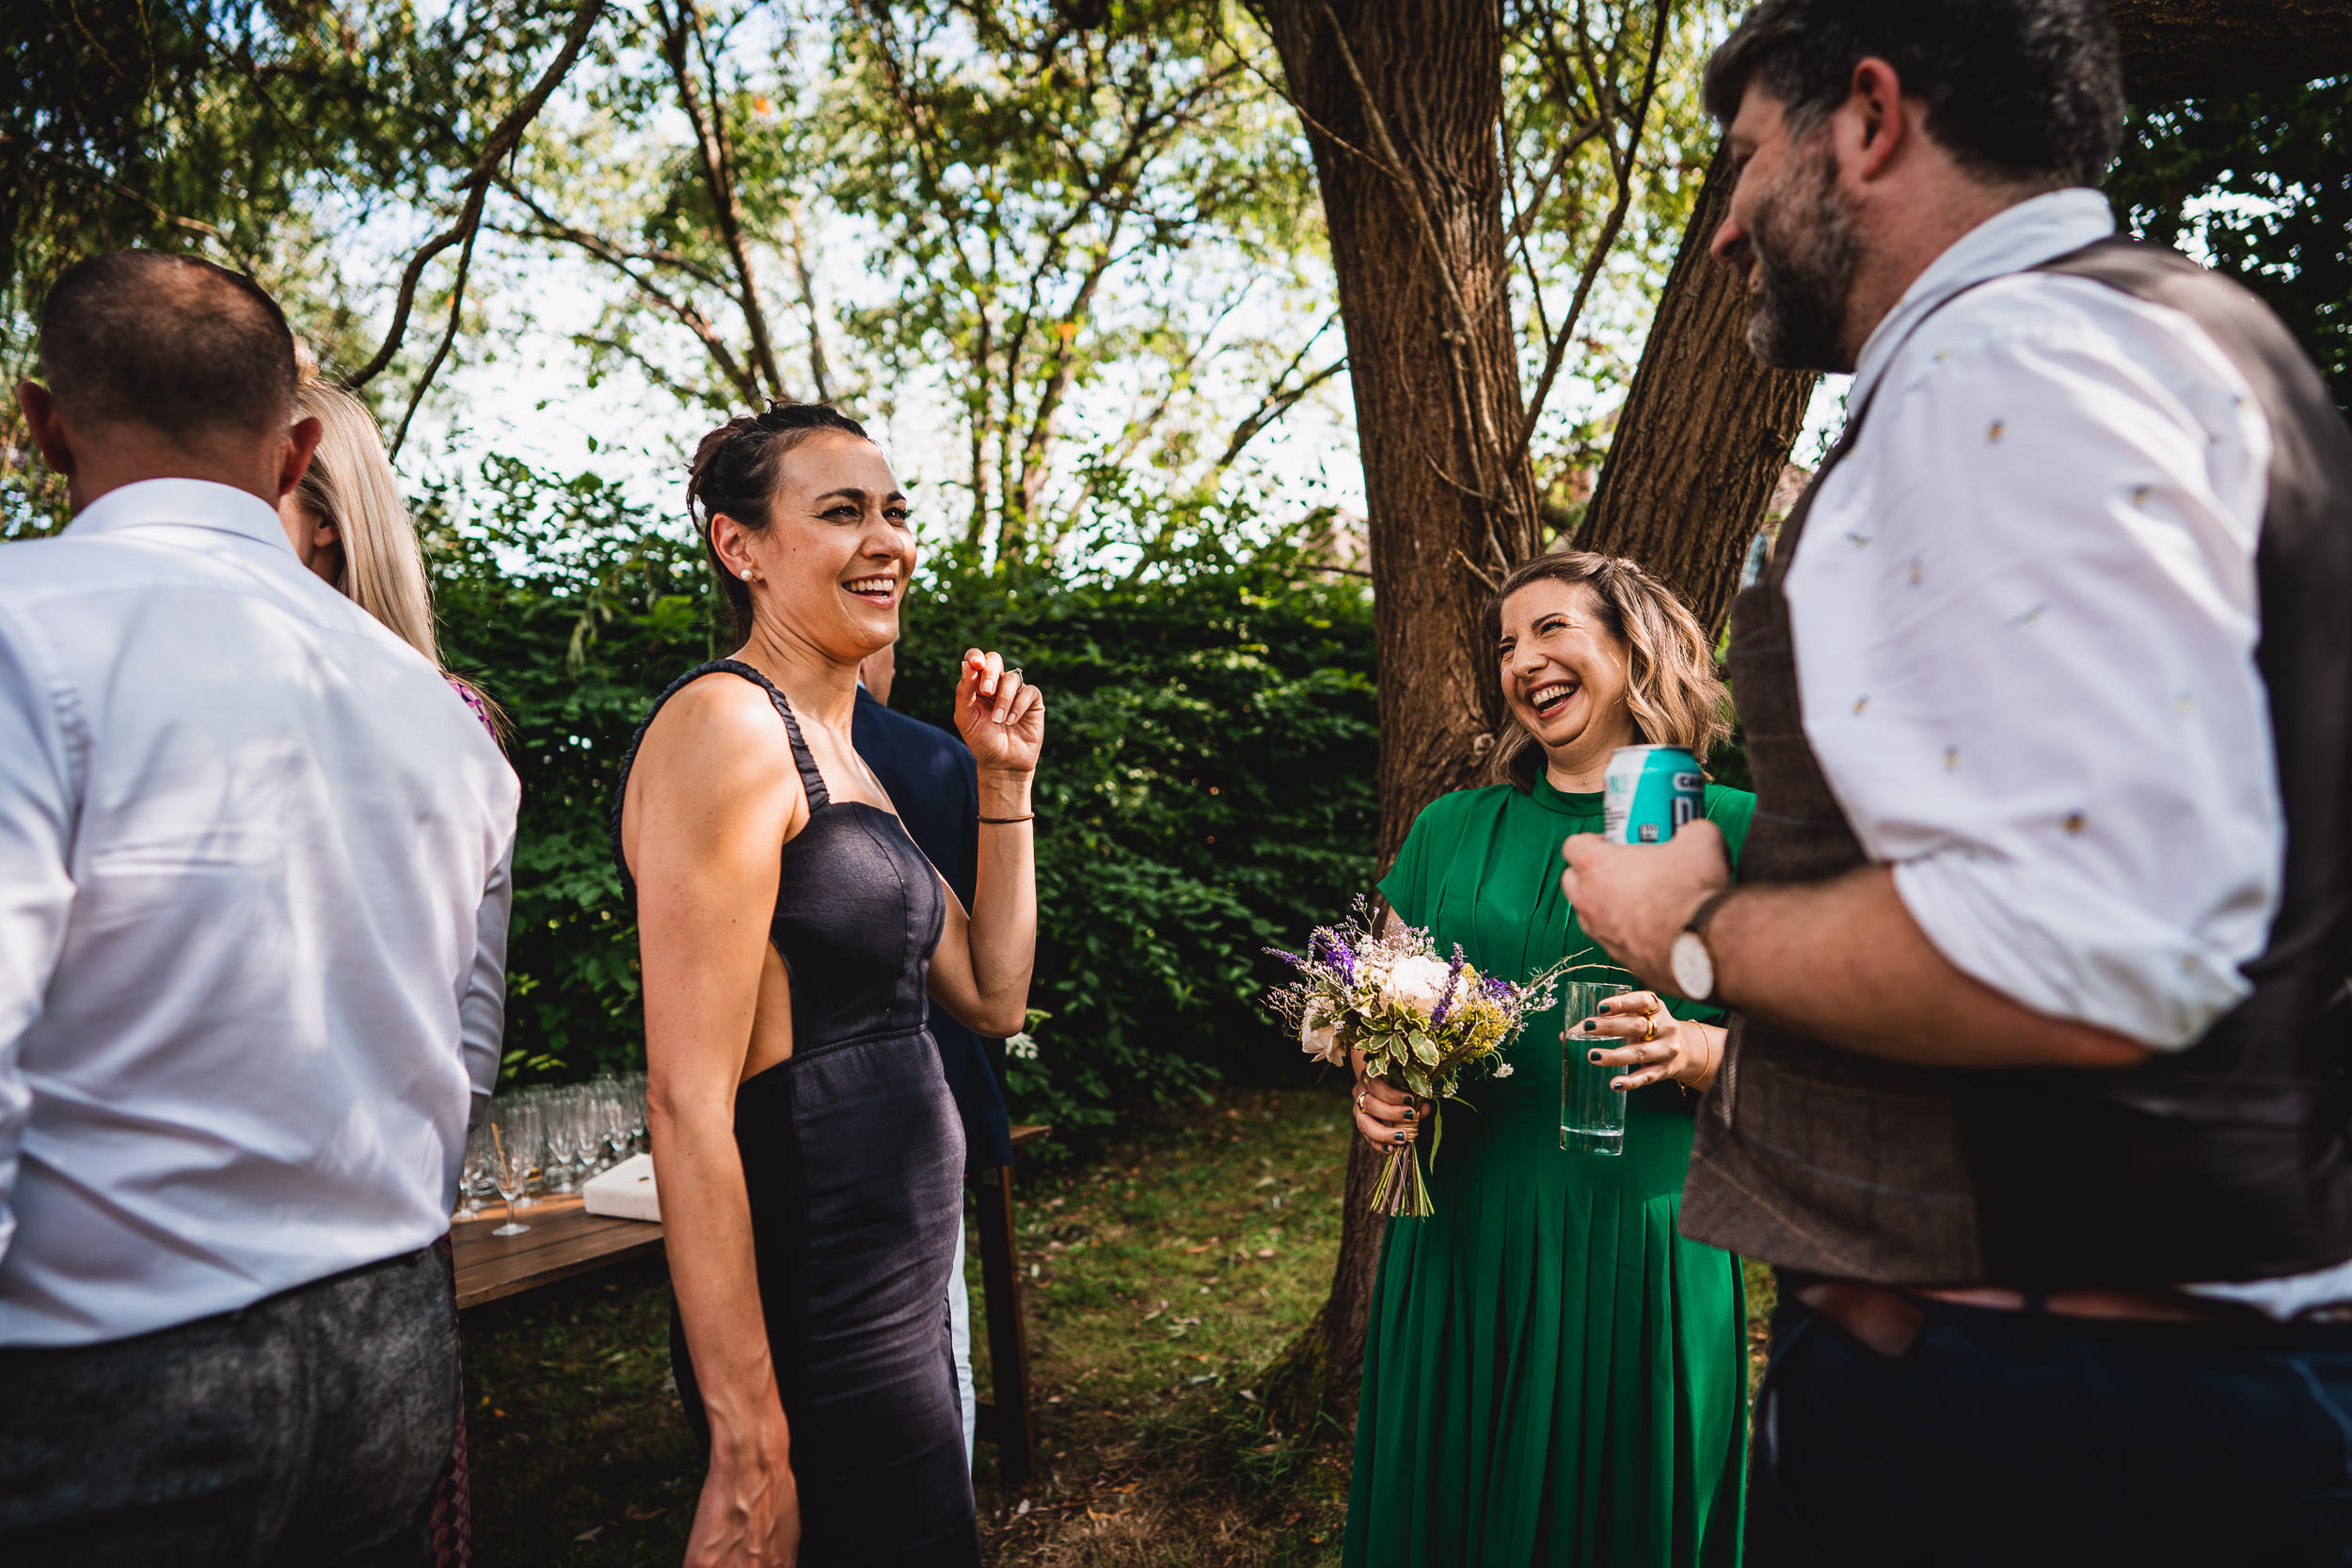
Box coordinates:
[0,1244,459,1568]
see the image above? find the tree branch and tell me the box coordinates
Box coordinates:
[1217,312,1347,467]
[388,210,481,459]
[656,0,786,401]
[342,0,607,390]
[1513,0,1668,463]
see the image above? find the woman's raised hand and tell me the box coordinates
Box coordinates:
[954,649,1044,775]
[1573,990,1723,1093]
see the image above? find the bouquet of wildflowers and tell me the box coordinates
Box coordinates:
[1269,899,1570,1218]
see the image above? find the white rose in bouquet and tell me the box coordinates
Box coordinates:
[1298,1010,1345,1066]
[1381,955,1453,1017]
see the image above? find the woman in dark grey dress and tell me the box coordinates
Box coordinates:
[614,404,1041,1567]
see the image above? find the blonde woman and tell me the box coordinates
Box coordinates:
[279,377,502,737]
[1343,552,1753,1568]
[277,374,507,1568]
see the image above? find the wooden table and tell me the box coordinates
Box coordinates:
[451,1194,664,1311]
[450,1124,1051,1482]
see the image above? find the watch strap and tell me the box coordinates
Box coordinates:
[1676,888,1738,1006]
[1685,887,1738,938]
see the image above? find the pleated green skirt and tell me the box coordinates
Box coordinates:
[1342,1080,1746,1567]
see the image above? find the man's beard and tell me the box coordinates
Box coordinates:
[1740,138,1861,373]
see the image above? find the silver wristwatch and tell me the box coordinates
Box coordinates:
[1670,890,1738,1005]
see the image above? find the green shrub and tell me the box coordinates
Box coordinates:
[425,459,1377,1150]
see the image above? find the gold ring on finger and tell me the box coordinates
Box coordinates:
[1643,1013,1659,1043]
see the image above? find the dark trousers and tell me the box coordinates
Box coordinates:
[0,1244,459,1568]
[1749,1290,2352,1568]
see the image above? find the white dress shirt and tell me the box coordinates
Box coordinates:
[1789,188,2280,1053]
[0,479,519,1347]
[1787,190,2352,1316]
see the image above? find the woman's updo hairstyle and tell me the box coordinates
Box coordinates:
[1481,549,1732,793]
[687,400,872,641]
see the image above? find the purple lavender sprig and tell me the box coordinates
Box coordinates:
[1429,945,1467,1029]
[1309,927,1359,983]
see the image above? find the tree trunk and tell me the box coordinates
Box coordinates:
[2108,0,2352,101]
[1255,0,1534,1424]
[1574,142,1818,632]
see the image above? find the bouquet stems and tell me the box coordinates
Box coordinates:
[1370,1139,1434,1218]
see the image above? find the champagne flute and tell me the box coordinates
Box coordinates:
[543,1086,580,1194]
[458,1120,490,1220]
[599,1082,631,1166]
[487,1101,541,1237]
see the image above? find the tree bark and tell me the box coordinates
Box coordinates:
[2109,0,2352,102]
[1574,142,1818,632]
[1262,0,1536,863]
[1255,0,1535,1422]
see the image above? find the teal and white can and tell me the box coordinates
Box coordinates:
[1602,744,1704,844]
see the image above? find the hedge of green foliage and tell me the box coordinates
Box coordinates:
[425,458,1377,1147]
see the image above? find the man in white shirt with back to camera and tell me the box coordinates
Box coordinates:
[1561,2,2352,1564]
[0,251,518,1565]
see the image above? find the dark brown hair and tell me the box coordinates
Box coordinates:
[38,250,297,438]
[686,401,872,641]
[1481,551,1731,793]
[1703,0,2123,190]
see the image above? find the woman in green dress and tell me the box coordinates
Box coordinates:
[1343,551,1754,1568]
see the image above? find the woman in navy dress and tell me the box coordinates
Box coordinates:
[615,404,1042,1566]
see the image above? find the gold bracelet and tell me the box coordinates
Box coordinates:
[978,813,1035,825]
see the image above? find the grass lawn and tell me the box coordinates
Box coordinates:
[463,1085,1356,1566]
[462,1084,1775,1565]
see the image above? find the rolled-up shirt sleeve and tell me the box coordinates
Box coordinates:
[1791,294,2280,1049]
[460,839,515,1124]
[0,613,79,1266]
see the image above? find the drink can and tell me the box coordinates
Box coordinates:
[1602,745,1704,844]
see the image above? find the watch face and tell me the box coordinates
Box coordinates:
[1672,929,1714,1003]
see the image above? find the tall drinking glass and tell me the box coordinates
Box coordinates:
[1561,980,1633,1156]
[599,1084,630,1167]
[626,1073,649,1155]
[459,1120,490,1220]
[543,1087,580,1194]
[487,1101,541,1236]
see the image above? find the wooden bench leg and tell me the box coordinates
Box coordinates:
[969,1163,1039,1485]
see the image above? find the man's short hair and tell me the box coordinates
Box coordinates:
[1704,0,2125,190]
[37,251,299,440]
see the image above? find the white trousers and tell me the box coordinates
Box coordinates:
[949,1211,975,1467]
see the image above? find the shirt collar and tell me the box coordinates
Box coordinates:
[66,478,296,556]
[1849,187,2117,410]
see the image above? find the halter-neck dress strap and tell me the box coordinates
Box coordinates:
[701,658,830,809]
[609,658,834,912]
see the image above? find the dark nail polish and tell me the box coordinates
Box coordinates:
[1392,1131,1406,1143]
[1588,1050,1604,1064]
[1403,1108,1416,1121]
[1582,1019,1598,1032]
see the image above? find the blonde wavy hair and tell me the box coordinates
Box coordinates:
[293,375,506,740]
[1482,550,1731,792]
